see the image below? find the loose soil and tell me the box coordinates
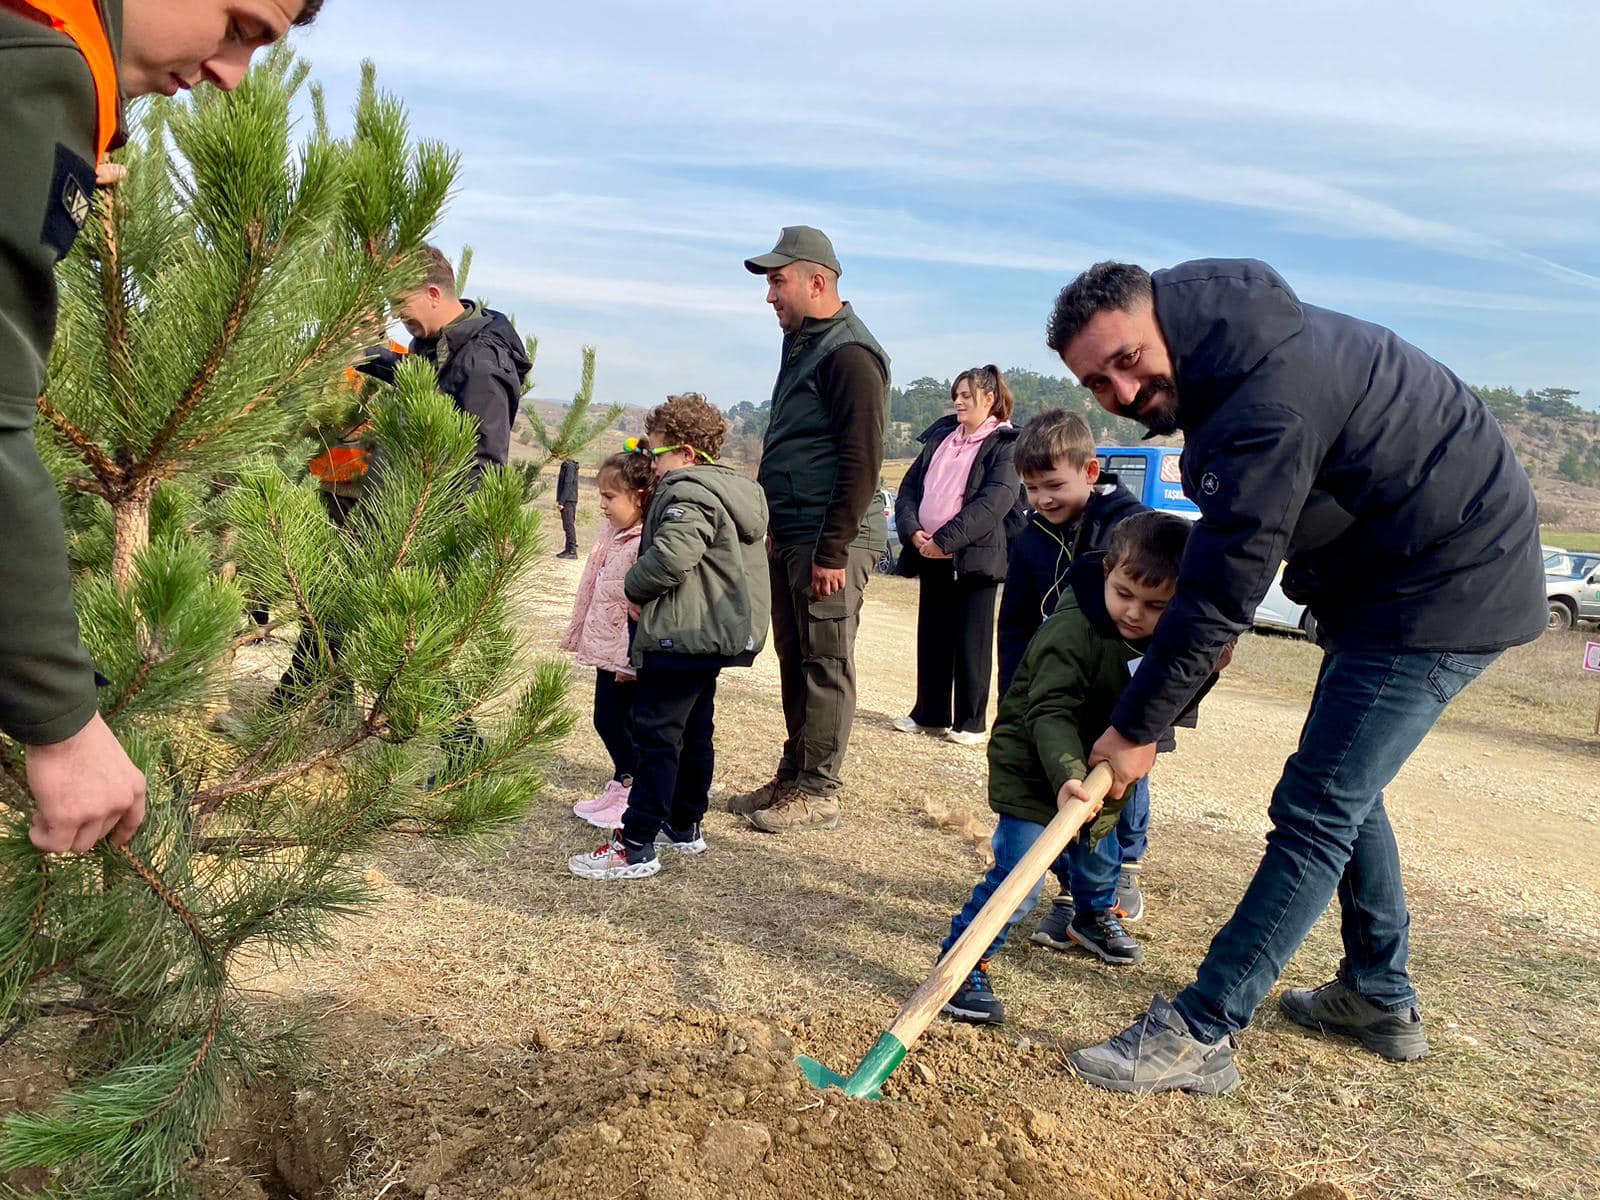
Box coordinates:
[11,512,1599,1200]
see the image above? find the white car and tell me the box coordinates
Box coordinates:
[1251,567,1317,641]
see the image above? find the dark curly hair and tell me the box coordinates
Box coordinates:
[293,0,325,26]
[644,393,727,461]
[1045,262,1152,357]
[597,450,656,499]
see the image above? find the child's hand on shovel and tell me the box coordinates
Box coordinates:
[1057,777,1105,817]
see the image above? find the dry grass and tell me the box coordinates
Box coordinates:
[1543,529,1600,552]
[228,550,1600,1200]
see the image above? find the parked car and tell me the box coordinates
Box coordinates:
[1096,446,1200,519]
[1251,565,1317,641]
[1547,552,1600,630]
[876,485,898,573]
[1542,544,1569,574]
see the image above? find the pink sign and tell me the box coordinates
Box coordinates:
[1586,642,1600,673]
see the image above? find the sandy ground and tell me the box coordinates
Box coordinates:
[196,552,1600,1200]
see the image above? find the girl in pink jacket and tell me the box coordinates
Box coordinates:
[563,452,655,827]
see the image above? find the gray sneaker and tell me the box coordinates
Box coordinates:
[1114,861,1144,923]
[1067,994,1240,1095]
[1278,977,1428,1062]
[1030,896,1075,951]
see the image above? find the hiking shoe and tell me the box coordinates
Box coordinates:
[657,821,708,855]
[747,787,842,834]
[1067,908,1144,966]
[725,774,790,816]
[945,729,987,747]
[567,833,660,881]
[1067,994,1240,1095]
[1278,977,1429,1062]
[1115,861,1145,923]
[1030,896,1077,951]
[892,715,948,735]
[942,965,1006,1025]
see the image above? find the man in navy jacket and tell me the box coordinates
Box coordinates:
[1049,259,1544,1095]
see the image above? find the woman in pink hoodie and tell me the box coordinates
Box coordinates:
[563,451,656,826]
[891,366,1024,745]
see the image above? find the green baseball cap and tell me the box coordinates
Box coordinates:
[743,226,842,277]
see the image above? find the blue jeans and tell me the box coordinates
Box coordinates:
[941,814,1064,962]
[1173,648,1499,1043]
[1050,776,1150,906]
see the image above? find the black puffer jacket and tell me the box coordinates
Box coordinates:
[996,479,1146,692]
[894,416,1024,583]
[1112,258,1546,744]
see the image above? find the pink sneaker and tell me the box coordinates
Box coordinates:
[582,783,631,829]
[573,779,623,821]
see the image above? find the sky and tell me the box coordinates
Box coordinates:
[291,1,1600,411]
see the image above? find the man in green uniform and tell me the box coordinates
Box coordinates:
[729,227,890,834]
[1,0,320,853]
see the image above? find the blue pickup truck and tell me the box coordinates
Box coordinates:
[1096,446,1199,518]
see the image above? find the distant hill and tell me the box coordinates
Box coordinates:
[514,381,1600,534]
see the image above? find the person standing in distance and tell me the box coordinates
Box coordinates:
[555,455,580,559]
[1048,259,1545,1095]
[1,0,322,854]
[728,227,889,834]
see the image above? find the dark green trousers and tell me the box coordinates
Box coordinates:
[767,543,875,796]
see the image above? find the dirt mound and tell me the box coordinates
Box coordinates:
[291,1011,1197,1200]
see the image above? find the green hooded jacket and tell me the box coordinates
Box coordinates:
[625,465,772,669]
[0,0,123,743]
[986,555,1143,841]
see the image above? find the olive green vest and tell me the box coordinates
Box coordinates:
[758,303,890,549]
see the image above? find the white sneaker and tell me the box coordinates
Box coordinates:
[893,715,948,735]
[567,833,660,881]
[657,822,708,855]
[945,729,987,746]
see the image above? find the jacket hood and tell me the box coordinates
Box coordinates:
[1064,551,1149,649]
[1151,258,1305,425]
[439,301,533,377]
[660,465,768,544]
[916,414,1019,445]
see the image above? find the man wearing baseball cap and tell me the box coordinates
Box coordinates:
[728,227,889,833]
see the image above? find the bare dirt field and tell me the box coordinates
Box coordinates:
[162,526,1600,1200]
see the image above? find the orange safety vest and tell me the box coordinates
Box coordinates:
[3,0,120,159]
[308,342,408,484]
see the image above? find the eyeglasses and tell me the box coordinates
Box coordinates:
[624,437,715,464]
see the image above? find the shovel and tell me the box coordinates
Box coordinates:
[798,762,1115,1099]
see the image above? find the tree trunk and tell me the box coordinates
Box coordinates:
[110,478,155,592]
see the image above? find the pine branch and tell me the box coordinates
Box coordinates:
[132,230,271,487]
[35,397,123,491]
[188,719,384,818]
[261,487,330,670]
[102,634,172,721]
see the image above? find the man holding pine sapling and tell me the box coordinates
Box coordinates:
[0,0,318,852]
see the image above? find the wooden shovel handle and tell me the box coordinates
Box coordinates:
[886,762,1117,1051]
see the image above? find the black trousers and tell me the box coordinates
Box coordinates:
[560,501,578,553]
[593,668,637,782]
[910,562,1000,734]
[619,665,720,845]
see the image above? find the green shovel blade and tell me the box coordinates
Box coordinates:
[796,1032,907,1101]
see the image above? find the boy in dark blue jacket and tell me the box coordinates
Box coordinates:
[996,410,1151,948]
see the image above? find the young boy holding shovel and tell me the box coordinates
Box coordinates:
[940,511,1220,1024]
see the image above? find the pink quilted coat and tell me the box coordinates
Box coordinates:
[561,523,643,675]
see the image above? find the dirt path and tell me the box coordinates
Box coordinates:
[222,560,1598,1200]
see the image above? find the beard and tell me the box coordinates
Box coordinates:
[1119,377,1180,436]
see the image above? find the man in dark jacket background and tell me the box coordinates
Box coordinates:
[1050,259,1545,1094]
[728,227,888,834]
[555,456,580,559]
[377,244,530,481]
[1,0,318,854]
